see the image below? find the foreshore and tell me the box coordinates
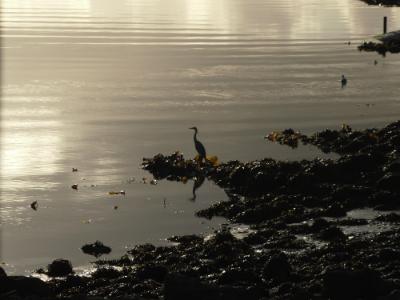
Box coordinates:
[2,121,400,299]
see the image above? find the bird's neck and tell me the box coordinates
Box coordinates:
[193,131,198,141]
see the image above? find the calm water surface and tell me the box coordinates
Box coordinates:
[2,0,400,274]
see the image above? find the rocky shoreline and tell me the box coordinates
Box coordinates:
[2,121,400,299]
[359,0,400,6]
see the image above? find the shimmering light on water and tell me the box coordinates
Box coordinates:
[1,0,400,274]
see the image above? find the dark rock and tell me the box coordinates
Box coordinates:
[7,276,53,297]
[0,266,6,278]
[379,248,400,261]
[164,273,219,300]
[136,264,168,282]
[324,203,347,217]
[375,213,400,222]
[168,234,203,245]
[310,218,330,232]
[47,259,73,277]
[377,173,400,192]
[318,227,346,241]
[263,252,291,283]
[81,240,112,257]
[91,267,121,279]
[323,269,389,299]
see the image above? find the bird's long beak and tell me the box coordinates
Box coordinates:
[189,127,195,130]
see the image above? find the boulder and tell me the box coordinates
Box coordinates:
[47,259,73,277]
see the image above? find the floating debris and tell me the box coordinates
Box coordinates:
[113,206,118,210]
[265,129,305,149]
[127,177,135,183]
[206,155,219,167]
[71,184,78,190]
[81,241,111,257]
[341,74,347,88]
[72,168,78,172]
[109,190,125,196]
[150,179,157,185]
[30,201,38,211]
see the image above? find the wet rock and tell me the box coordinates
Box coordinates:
[377,173,400,192]
[263,252,291,283]
[323,269,390,299]
[310,218,330,232]
[81,241,112,257]
[0,266,6,278]
[136,264,168,282]
[375,213,400,223]
[91,267,122,279]
[0,267,9,294]
[318,227,346,241]
[336,218,368,226]
[168,234,203,245]
[47,259,73,277]
[370,191,399,210]
[379,248,400,261]
[324,203,347,217]
[7,276,53,297]
[164,273,218,300]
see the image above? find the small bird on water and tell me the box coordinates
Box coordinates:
[30,201,38,210]
[341,75,347,88]
[189,127,207,163]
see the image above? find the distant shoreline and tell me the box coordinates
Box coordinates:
[360,0,400,6]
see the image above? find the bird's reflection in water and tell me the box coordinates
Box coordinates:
[189,175,205,201]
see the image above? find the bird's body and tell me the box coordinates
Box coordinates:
[30,201,38,210]
[341,75,347,88]
[189,127,206,162]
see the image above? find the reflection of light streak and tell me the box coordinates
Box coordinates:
[0,89,64,193]
[1,0,90,11]
[1,131,62,177]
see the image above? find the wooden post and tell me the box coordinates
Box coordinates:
[383,16,387,34]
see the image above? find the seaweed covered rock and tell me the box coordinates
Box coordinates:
[81,241,112,257]
[359,0,400,6]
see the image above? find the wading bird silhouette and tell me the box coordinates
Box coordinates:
[189,126,207,163]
